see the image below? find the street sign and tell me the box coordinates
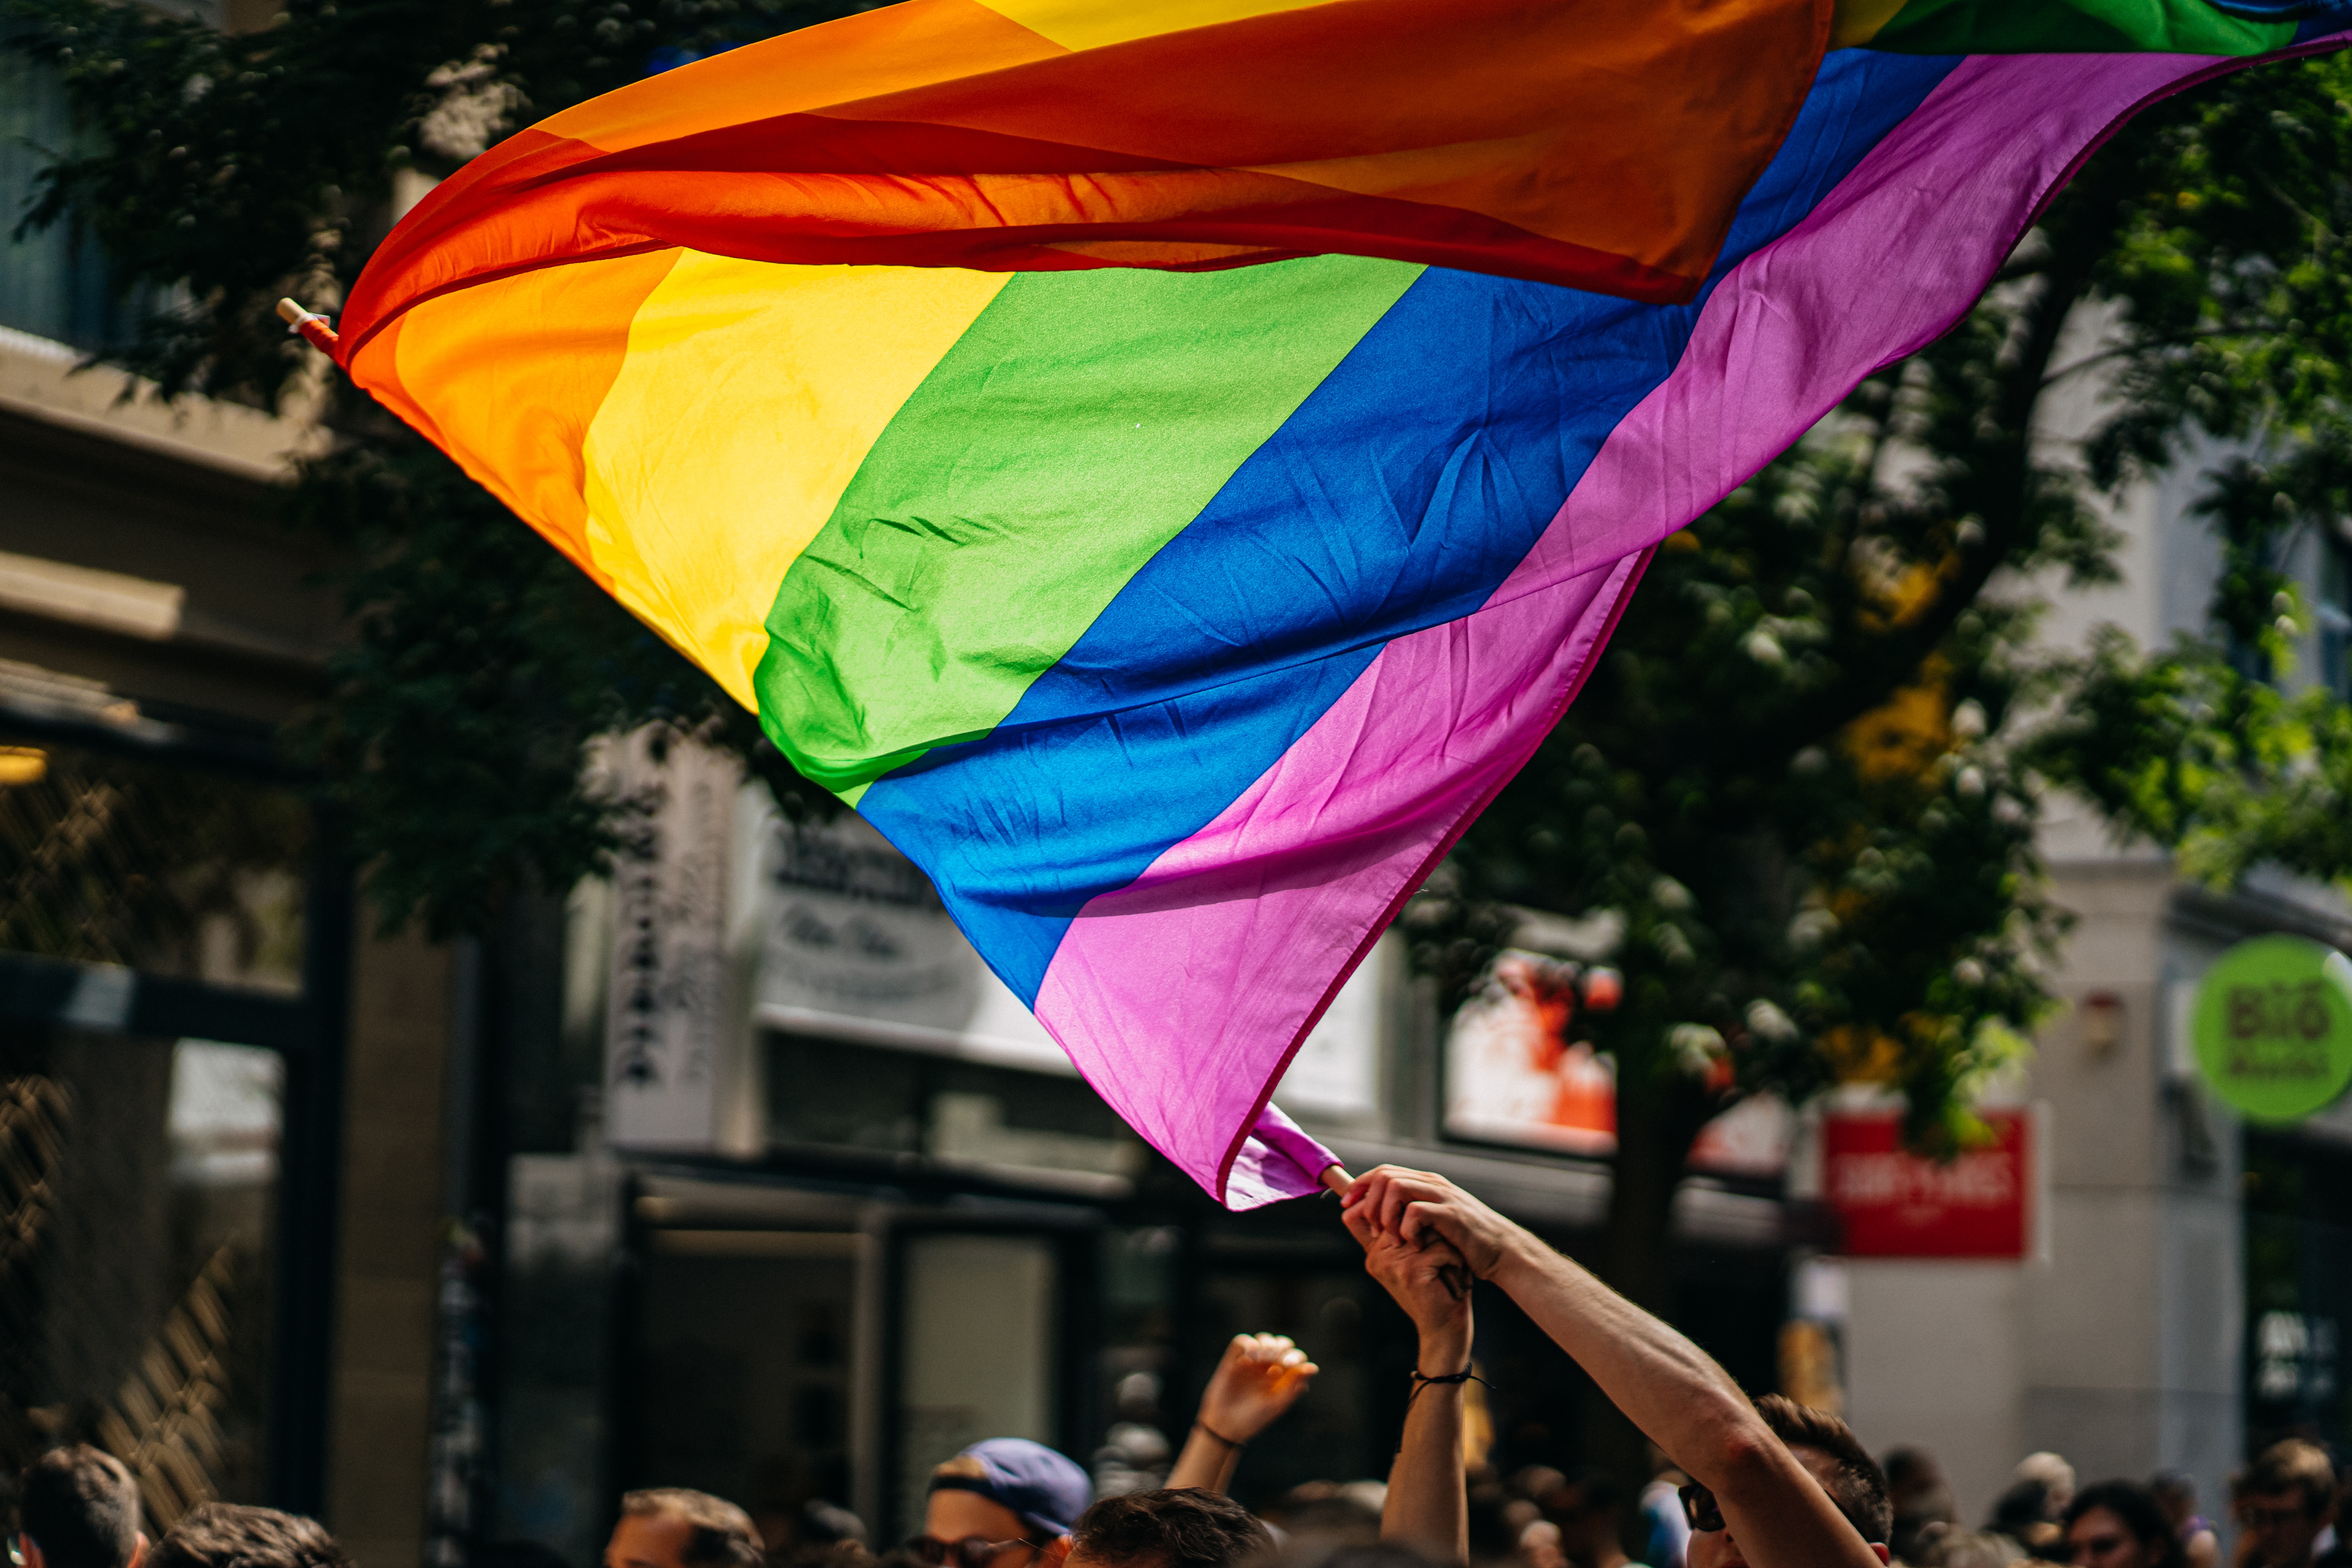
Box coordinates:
[1822,1108,2031,1258]
[2191,935,2352,1123]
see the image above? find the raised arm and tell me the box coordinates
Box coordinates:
[1166,1333,1319,1493]
[1343,1166,1878,1568]
[1342,1198,1473,1564]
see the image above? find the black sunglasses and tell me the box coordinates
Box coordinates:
[1679,1483,1724,1534]
[905,1537,1042,1568]
[1680,1479,1885,1549]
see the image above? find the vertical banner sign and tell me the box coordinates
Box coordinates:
[1822,1108,2031,1259]
[604,730,736,1149]
[2190,936,2352,1123]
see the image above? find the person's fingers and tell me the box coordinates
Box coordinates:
[1377,1171,1446,1234]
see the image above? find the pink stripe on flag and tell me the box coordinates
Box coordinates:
[1036,549,1648,1205]
[1034,40,2344,1207]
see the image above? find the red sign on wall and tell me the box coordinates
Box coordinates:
[1822,1108,2032,1259]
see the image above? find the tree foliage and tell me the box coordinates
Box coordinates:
[4,0,852,931]
[1408,49,2352,1325]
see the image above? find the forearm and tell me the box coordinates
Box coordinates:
[1167,1424,1243,1493]
[1488,1230,1755,1480]
[1486,1232,1871,1568]
[1382,1325,1471,1565]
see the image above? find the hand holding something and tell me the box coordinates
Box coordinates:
[1343,1193,1473,1345]
[1341,1165,1519,1278]
[1196,1333,1319,1444]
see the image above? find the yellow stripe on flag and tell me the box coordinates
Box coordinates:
[978,0,1347,53]
[579,255,1011,708]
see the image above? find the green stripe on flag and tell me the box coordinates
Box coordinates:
[1864,0,2292,54]
[751,254,1423,795]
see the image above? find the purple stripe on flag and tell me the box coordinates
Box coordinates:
[1034,548,1649,1205]
[1507,47,2258,589]
[1033,40,2343,1208]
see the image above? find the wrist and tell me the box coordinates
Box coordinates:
[1192,1416,1249,1448]
[1415,1324,1473,1370]
[1485,1225,1548,1288]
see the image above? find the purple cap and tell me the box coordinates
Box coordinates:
[929,1438,1092,1541]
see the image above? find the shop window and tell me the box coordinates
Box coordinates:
[0,52,140,352]
[632,1227,864,1542]
[896,1233,1058,1528]
[763,1033,1141,1176]
[0,1030,285,1521]
[0,734,311,993]
[2242,1130,2352,1450]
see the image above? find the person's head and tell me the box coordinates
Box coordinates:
[2014,1457,2078,1519]
[1548,1469,1627,1559]
[1065,1490,1271,1568]
[1990,1479,2061,1555]
[2062,1482,2183,1568]
[1885,1449,1944,1506]
[2145,1474,2195,1532]
[1260,1485,1379,1548]
[147,1505,349,1568]
[1283,1545,1433,1568]
[916,1441,1090,1568]
[608,1490,765,1568]
[1682,1396,1892,1568]
[474,1542,575,1568]
[1916,1530,2023,1568]
[2237,1441,2338,1568]
[16,1447,143,1568]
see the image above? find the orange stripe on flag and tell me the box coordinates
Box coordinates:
[339,0,1828,352]
[350,249,684,583]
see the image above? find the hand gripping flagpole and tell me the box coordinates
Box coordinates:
[276,296,339,354]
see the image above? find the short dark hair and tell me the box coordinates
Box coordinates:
[621,1489,764,1568]
[147,1505,350,1568]
[2246,1441,2338,1517]
[1754,1394,1893,1547]
[2065,1481,2184,1568]
[1071,1490,1272,1568]
[21,1447,140,1568]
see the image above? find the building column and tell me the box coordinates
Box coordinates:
[325,915,457,1568]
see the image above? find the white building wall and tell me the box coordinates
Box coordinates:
[1836,314,2261,1532]
[1845,1261,2026,1521]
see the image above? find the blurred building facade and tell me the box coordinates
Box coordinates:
[0,60,467,1568]
[1822,328,2352,1533]
[470,760,1816,1568]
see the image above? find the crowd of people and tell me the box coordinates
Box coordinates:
[1868,1436,2352,1568]
[12,1169,2351,1568]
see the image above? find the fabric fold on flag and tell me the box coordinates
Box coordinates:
[340,0,1832,318]
[336,0,2352,1208]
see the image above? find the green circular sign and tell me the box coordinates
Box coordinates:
[2192,936,2352,1123]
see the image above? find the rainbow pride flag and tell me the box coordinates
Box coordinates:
[334,0,2350,1207]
